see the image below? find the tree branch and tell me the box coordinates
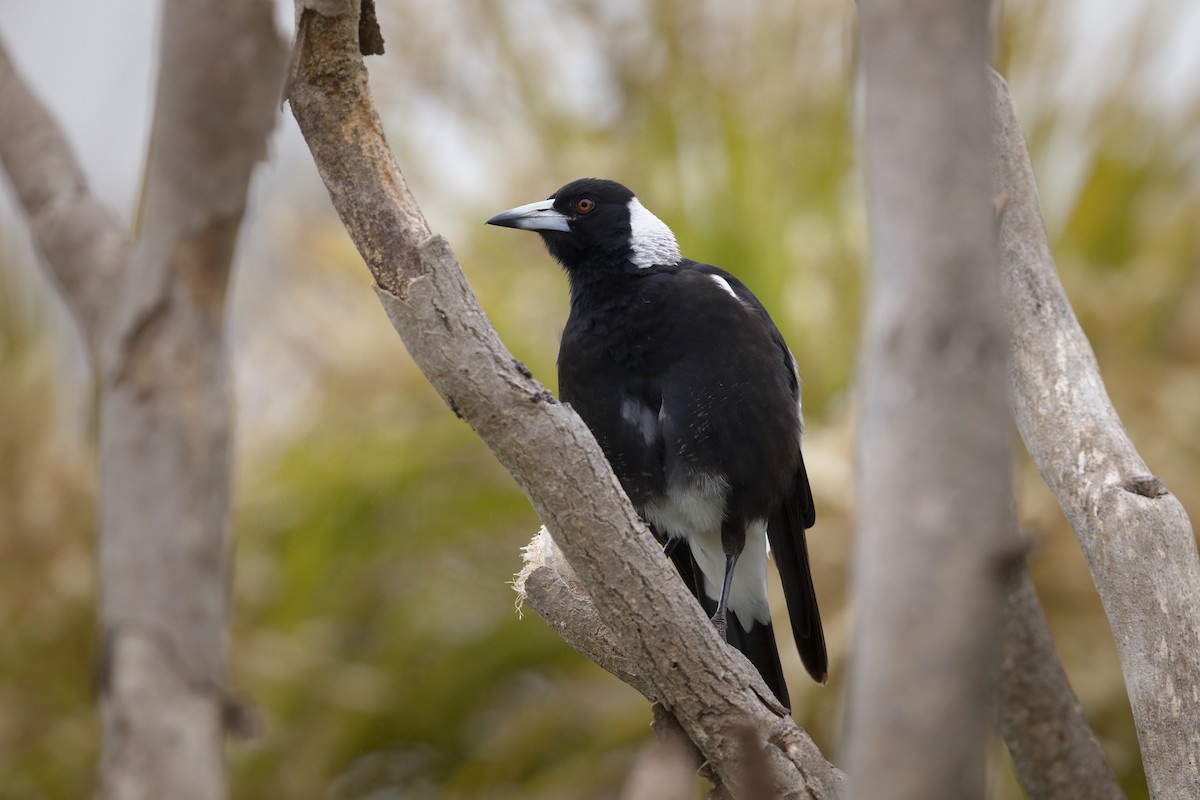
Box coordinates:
[848,1,1018,798]
[520,521,1123,800]
[2,3,286,798]
[990,68,1200,799]
[516,526,848,797]
[515,529,656,701]
[286,5,845,797]
[994,560,1125,800]
[0,38,129,346]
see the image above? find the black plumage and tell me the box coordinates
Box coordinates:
[487,178,826,707]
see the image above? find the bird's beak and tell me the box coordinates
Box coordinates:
[485,198,571,233]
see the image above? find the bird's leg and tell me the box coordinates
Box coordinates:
[647,522,673,556]
[712,554,738,638]
[663,536,682,559]
[714,520,746,638]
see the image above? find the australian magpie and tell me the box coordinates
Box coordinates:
[486,178,826,707]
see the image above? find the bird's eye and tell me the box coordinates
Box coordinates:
[575,198,595,214]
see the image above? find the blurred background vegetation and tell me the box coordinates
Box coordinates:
[2,1,1199,798]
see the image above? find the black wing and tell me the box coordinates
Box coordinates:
[557,317,667,510]
[691,262,827,684]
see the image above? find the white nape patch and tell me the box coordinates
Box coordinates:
[627,198,681,269]
[710,274,738,299]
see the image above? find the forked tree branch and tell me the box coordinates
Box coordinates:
[515,529,657,701]
[96,4,285,798]
[521,529,1125,800]
[0,3,284,798]
[990,68,1200,800]
[285,3,845,797]
[0,40,128,346]
[285,2,1191,798]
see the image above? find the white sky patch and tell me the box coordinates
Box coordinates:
[627,198,681,268]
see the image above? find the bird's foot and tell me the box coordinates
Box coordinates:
[711,609,728,639]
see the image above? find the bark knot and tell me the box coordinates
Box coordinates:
[1123,474,1168,498]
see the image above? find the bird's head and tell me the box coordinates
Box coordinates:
[486,178,681,274]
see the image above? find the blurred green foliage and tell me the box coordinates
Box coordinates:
[2,1,1199,798]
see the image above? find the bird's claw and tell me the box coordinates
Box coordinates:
[711,609,728,639]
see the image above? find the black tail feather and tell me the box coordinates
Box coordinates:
[662,538,792,707]
[661,534,702,600]
[726,612,791,708]
[767,452,828,684]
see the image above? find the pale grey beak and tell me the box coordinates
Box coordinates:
[485,198,571,233]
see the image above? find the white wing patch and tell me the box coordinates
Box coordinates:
[710,274,739,299]
[620,397,660,446]
[627,198,681,269]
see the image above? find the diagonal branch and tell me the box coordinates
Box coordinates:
[994,560,1125,800]
[515,529,657,701]
[0,38,129,347]
[990,68,1200,800]
[285,4,845,797]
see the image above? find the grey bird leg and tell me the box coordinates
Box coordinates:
[712,554,738,638]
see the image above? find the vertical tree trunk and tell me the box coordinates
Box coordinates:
[0,2,284,797]
[97,3,284,797]
[848,2,1017,798]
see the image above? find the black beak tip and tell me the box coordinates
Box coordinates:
[485,211,526,230]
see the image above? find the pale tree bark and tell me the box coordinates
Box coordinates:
[0,2,285,798]
[986,73,1123,800]
[283,2,1170,798]
[517,529,850,797]
[848,2,1018,800]
[618,735,697,800]
[2,0,1174,797]
[520,523,1126,800]
[0,44,128,344]
[994,563,1124,800]
[516,530,656,700]
[990,69,1200,800]
[286,3,845,798]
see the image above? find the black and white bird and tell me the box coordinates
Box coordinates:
[487,178,826,706]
